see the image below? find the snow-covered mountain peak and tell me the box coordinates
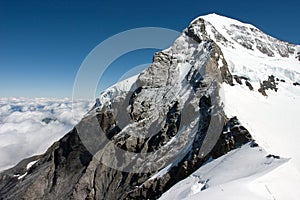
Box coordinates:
[195,13,257,29]
[185,13,300,85]
[199,13,296,57]
[99,13,300,102]
[1,14,300,200]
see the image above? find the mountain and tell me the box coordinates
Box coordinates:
[1,13,300,200]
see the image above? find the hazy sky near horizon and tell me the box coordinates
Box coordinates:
[1,0,299,98]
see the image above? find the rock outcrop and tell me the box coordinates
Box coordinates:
[3,13,297,200]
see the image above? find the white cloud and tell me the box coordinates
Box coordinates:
[0,97,94,171]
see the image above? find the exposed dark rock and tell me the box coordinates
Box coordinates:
[245,80,254,91]
[0,128,94,199]
[0,154,42,197]
[233,75,253,91]
[258,87,268,96]
[275,43,289,57]
[0,94,253,200]
[211,116,252,158]
[125,115,252,199]
[211,43,234,86]
[266,154,280,159]
[225,23,295,58]
[0,15,259,200]
[250,141,259,148]
[184,19,233,86]
[233,35,254,50]
[255,39,274,57]
[234,75,243,85]
[258,75,279,96]
[185,18,207,43]
[288,46,295,54]
[186,68,204,92]
[233,75,249,84]
[293,82,300,86]
[227,24,252,49]
[207,22,233,47]
[276,78,286,83]
[296,52,300,61]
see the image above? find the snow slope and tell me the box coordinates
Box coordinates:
[1,13,298,200]
[160,14,300,200]
[160,160,300,200]
[203,14,300,170]
[160,144,296,200]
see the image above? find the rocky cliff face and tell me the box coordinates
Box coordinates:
[1,14,298,200]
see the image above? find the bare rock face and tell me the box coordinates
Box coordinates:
[258,75,279,96]
[293,82,300,86]
[0,17,252,200]
[296,49,300,61]
[224,23,295,58]
[233,75,253,91]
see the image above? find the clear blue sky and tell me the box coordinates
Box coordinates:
[1,0,299,98]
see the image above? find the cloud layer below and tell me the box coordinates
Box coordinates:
[0,97,94,171]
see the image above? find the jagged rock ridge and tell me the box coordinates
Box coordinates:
[1,14,299,200]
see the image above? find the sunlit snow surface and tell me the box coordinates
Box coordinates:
[1,13,300,200]
[204,13,300,171]
[0,97,93,171]
[159,14,300,200]
[161,153,300,200]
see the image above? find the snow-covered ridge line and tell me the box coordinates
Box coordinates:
[191,13,300,84]
[158,13,300,200]
[96,13,300,104]
[159,143,288,200]
[201,13,297,51]
[1,13,299,200]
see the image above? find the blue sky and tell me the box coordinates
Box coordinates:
[1,0,299,98]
